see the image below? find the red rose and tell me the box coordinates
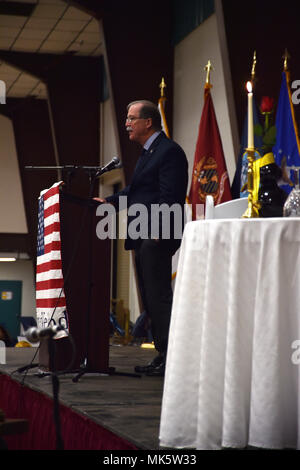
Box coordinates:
[260,96,274,113]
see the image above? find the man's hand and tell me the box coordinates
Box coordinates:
[93,197,107,203]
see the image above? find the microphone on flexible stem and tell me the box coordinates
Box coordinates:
[16,326,65,374]
[25,325,65,344]
[100,157,122,174]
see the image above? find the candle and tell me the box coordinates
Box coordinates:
[247,81,254,149]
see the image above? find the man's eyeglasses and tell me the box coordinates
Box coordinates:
[126,116,145,123]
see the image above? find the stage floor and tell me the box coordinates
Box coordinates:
[0,343,163,450]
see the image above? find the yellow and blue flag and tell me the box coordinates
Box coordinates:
[273,70,300,194]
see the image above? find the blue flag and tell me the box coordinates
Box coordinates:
[231,99,263,199]
[273,71,300,194]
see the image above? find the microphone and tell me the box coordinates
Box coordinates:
[25,325,65,344]
[100,157,122,174]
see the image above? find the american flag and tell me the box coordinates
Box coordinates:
[36,182,69,335]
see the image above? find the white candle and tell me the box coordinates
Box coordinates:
[247,81,254,149]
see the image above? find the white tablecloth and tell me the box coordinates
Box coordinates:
[160,218,300,450]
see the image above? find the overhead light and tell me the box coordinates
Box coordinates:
[0,252,30,261]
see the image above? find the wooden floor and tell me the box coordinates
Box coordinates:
[0,343,164,450]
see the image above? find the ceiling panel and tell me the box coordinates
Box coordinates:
[12,37,42,50]
[61,5,91,21]
[47,29,78,41]
[18,27,50,39]
[0,37,15,48]
[32,4,68,19]
[39,38,74,52]
[25,17,59,29]
[0,15,27,27]
[0,0,103,98]
[83,19,100,33]
[0,26,22,37]
[54,18,88,32]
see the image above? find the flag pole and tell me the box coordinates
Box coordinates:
[283,49,300,157]
[205,59,212,84]
[204,60,213,97]
[251,50,257,85]
[158,77,170,138]
[283,48,290,74]
[159,77,167,97]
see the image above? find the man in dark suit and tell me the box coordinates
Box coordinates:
[96,100,188,376]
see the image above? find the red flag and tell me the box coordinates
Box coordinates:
[188,84,232,220]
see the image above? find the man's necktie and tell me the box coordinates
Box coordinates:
[135,148,148,174]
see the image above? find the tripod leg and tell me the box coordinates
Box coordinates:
[72,370,85,383]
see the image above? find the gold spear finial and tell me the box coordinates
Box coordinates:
[205,60,213,84]
[159,77,166,97]
[283,48,290,71]
[251,50,257,83]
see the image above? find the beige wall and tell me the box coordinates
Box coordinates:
[99,99,124,198]
[0,116,35,320]
[172,12,238,186]
[0,115,27,233]
[100,99,119,167]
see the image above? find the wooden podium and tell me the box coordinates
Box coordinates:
[39,190,111,374]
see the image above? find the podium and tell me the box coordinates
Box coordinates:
[39,190,111,374]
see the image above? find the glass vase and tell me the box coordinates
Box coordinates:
[283,169,300,217]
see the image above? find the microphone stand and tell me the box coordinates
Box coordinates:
[24,164,111,190]
[72,171,101,382]
[48,332,64,450]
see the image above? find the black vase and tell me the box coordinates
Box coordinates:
[258,163,288,217]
